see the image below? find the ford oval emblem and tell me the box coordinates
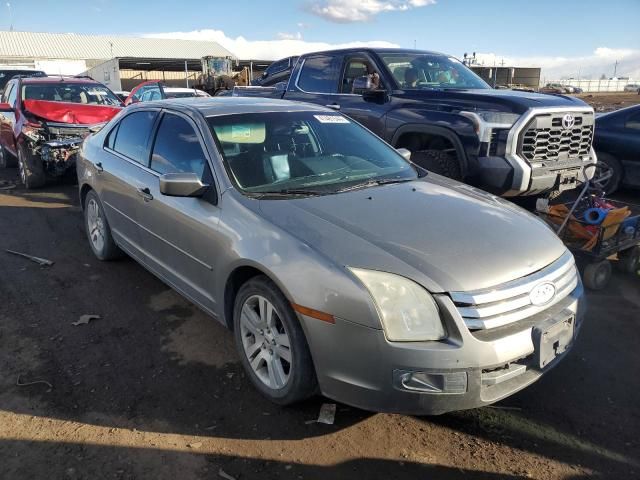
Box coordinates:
[530,282,556,306]
[562,114,575,129]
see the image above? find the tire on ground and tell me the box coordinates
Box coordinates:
[83,190,123,261]
[0,144,18,168]
[594,152,623,195]
[617,246,640,274]
[233,275,318,405]
[582,260,612,290]
[17,142,46,189]
[410,149,462,180]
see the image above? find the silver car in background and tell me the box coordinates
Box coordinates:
[77,98,585,414]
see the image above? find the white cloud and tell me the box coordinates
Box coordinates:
[474,47,640,80]
[277,31,303,41]
[143,29,399,60]
[306,0,436,23]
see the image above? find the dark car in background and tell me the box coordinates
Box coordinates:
[593,104,640,193]
[0,68,46,94]
[0,75,122,187]
[251,56,299,87]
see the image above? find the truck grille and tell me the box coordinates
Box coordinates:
[519,112,594,163]
[450,251,579,330]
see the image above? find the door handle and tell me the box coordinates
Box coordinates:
[95,162,103,173]
[325,103,341,110]
[137,187,153,202]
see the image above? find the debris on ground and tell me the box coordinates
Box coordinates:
[316,403,337,425]
[218,468,236,480]
[5,249,54,266]
[16,374,53,391]
[187,441,202,449]
[71,314,101,326]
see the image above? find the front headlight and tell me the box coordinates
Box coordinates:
[475,111,520,126]
[349,268,446,342]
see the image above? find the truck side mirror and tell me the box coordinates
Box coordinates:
[396,148,411,161]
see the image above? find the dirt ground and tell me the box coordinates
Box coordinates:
[576,92,640,112]
[0,168,639,480]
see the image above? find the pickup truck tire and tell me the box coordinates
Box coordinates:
[17,143,46,189]
[411,150,462,180]
[0,145,18,168]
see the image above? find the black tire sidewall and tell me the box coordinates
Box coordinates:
[583,260,612,290]
[596,153,623,194]
[17,142,46,189]
[233,276,317,405]
[411,149,462,180]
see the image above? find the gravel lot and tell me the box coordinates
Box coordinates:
[577,92,640,112]
[0,167,639,480]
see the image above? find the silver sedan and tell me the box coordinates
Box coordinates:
[77,98,585,414]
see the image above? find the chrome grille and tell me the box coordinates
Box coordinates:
[520,112,594,163]
[450,251,579,330]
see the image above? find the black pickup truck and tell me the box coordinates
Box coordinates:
[235,48,597,197]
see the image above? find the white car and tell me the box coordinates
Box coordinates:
[624,84,640,93]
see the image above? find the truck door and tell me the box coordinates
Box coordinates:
[324,55,392,138]
[285,53,343,105]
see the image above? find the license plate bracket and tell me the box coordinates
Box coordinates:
[533,314,575,369]
[557,170,579,192]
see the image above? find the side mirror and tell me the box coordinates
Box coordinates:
[0,102,13,113]
[261,72,268,79]
[396,148,411,161]
[352,75,373,93]
[159,172,209,197]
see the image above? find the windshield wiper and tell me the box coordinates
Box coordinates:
[254,188,326,197]
[336,177,413,193]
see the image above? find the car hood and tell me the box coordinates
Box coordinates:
[23,99,122,125]
[395,88,588,114]
[258,176,567,293]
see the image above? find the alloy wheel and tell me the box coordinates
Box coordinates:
[86,198,106,253]
[592,160,614,192]
[239,294,292,390]
[17,150,27,185]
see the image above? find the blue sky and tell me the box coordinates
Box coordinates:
[4,0,640,78]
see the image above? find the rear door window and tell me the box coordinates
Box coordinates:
[150,113,207,178]
[297,55,341,94]
[112,111,157,164]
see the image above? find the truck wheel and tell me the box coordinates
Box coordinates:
[17,144,46,189]
[593,153,622,195]
[617,246,640,274]
[233,275,318,406]
[0,145,18,168]
[411,149,462,180]
[582,260,612,290]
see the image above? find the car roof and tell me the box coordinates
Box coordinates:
[129,97,332,117]
[18,76,103,85]
[300,47,444,57]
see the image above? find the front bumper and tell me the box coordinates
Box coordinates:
[301,281,585,415]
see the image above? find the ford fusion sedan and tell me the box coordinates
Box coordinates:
[77,98,585,414]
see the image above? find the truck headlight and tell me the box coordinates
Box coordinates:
[349,268,446,342]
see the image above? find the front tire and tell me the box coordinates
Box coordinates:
[17,143,46,189]
[233,276,317,405]
[411,149,462,180]
[84,190,123,260]
[0,144,18,168]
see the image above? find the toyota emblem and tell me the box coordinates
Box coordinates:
[562,113,575,129]
[529,282,556,306]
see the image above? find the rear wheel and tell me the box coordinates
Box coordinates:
[17,143,46,189]
[583,260,612,290]
[84,190,123,260]
[233,276,317,405]
[617,246,640,274]
[411,149,462,180]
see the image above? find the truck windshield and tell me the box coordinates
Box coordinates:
[208,111,420,196]
[22,83,122,106]
[380,53,490,90]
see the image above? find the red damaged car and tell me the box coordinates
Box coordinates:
[0,75,123,188]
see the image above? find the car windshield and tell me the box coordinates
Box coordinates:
[22,82,122,106]
[207,111,421,196]
[381,53,490,90]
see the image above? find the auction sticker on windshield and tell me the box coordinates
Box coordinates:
[314,115,350,124]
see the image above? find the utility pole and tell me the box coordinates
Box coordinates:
[613,60,618,78]
[7,2,14,31]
